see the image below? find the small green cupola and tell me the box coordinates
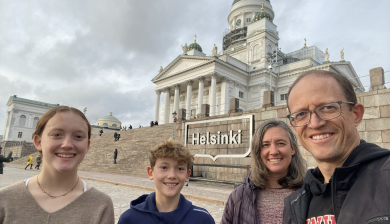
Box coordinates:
[187,34,203,53]
[253,2,273,22]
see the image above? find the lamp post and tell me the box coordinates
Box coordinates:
[172,111,177,139]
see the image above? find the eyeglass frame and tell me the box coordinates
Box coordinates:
[286,101,356,127]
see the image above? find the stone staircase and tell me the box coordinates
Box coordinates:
[10,124,174,178]
[78,124,173,177]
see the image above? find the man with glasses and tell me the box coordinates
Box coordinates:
[282,70,390,224]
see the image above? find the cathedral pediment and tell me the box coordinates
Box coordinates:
[152,56,214,82]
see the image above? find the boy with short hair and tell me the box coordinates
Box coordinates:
[118,139,215,224]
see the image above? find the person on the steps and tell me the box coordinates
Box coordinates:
[0,147,13,175]
[114,132,118,141]
[35,155,42,170]
[114,149,118,164]
[99,129,103,136]
[117,133,121,141]
[0,105,115,223]
[129,125,132,130]
[25,155,33,170]
[154,121,158,126]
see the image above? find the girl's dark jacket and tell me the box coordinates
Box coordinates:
[221,172,299,224]
[118,192,215,224]
[283,140,390,224]
[0,153,12,174]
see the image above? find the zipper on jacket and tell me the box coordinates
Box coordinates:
[330,171,337,221]
[365,216,390,224]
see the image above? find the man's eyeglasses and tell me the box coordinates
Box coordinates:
[287,101,355,127]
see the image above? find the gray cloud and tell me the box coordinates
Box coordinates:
[0,0,389,132]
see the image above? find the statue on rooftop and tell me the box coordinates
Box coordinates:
[212,44,218,56]
[324,48,330,62]
[340,48,345,61]
[181,43,188,55]
[159,66,163,73]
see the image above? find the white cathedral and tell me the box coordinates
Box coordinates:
[152,0,364,124]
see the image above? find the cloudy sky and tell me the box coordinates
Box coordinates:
[0,0,389,132]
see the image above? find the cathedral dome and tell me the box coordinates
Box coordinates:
[232,0,270,6]
[187,35,203,52]
[253,2,273,22]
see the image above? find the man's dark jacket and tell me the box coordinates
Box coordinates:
[0,153,12,174]
[283,140,390,224]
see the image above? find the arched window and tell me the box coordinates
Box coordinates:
[112,124,117,127]
[103,123,108,127]
[253,45,260,61]
[33,117,39,129]
[19,115,26,127]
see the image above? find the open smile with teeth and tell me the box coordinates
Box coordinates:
[56,154,76,158]
[311,133,333,140]
[164,183,178,186]
[269,159,282,162]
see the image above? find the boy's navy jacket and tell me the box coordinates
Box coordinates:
[118,192,215,224]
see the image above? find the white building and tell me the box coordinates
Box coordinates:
[3,95,58,143]
[152,0,364,124]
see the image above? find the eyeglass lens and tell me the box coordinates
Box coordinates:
[290,102,341,126]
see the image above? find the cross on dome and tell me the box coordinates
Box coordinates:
[194,34,197,43]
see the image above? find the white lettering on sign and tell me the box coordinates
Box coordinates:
[192,130,242,145]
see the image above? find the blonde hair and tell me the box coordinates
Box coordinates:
[149,138,194,170]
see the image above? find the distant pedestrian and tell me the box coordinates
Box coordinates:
[129,125,132,130]
[117,133,121,141]
[114,149,118,164]
[154,121,158,126]
[150,121,154,127]
[139,125,141,128]
[99,129,103,136]
[35,155,42,170]
[25,155,33,170]
[114,132,118,141]
[0,147,13,175]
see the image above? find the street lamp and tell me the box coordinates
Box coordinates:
[172,111,177,139]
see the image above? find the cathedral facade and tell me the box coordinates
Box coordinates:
[152,0,364,124]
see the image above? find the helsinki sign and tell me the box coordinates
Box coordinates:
[192,130,242,145]
[184,114,254,161]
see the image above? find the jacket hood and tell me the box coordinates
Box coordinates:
[342,140,390,167]
[304,140,390,196]
[130,192,193,223]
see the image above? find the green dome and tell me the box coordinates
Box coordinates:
[253,11,273,22]
[100,112,119,121]
[188,42,203,52]
[253,2,273,22]
[232,0,270,6]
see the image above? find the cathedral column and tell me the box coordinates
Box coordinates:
[234,82,240,98]
[197,76,205,115]
[242,13,245,27]
[173,84,180,115]
[164,88,171,124]
[154,91,161,122]
[220,77,230,115]
[186,80,193,119]
[210,73,217,116]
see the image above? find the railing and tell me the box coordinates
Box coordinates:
[223,27,248,50]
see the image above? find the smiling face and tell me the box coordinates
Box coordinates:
[147,158,191,203]
[288,76,363,164]
[261,127,295,178]
[34,111,90,173]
